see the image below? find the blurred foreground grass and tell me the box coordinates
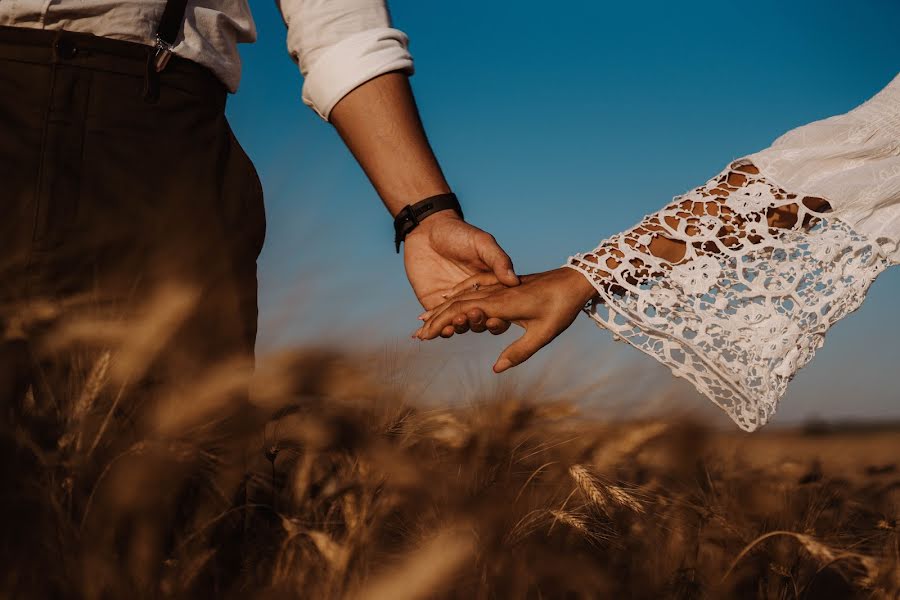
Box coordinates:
[1,289,898,599]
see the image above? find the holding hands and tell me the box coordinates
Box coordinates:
[414,268,597,373]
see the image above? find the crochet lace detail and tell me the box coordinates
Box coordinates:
[567,162,888,431]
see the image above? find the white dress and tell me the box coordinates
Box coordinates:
[567,73,900,432]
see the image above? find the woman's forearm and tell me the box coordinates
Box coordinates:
[572,163,830,292]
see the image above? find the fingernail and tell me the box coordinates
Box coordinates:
[493,358,513,373]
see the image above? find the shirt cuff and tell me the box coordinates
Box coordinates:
[301,27,414,121]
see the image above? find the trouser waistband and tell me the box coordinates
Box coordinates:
[0,25,226,103]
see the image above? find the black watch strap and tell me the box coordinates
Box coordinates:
[394,193,464,253]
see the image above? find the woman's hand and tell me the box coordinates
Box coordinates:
[414,268,598,373]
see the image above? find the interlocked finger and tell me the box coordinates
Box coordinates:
[420,297,505,340]
[485,317,510,335]
[452,312,470,335]
[418,292,494,338]
[467,308,488,333]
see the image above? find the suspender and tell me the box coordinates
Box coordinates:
[153,0,189,71]
[144,0,189,102]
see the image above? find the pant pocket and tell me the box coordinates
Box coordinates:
[221,124,266,260]
[219,124,266,354]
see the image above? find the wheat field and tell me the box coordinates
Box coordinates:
[1,288,898,599]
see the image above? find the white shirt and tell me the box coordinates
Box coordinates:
[0,0,413,120]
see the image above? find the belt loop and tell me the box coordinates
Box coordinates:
[51,29,62,63]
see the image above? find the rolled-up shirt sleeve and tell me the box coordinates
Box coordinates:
[278,0,415,120]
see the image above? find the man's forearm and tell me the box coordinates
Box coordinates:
[330,72,451,217]
[330,70,519,308]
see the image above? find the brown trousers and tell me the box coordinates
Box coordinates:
[0,26,266,592]
[0,24,266,415]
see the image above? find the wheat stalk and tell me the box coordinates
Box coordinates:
[569,464,644,515]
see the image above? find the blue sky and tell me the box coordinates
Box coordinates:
[226,0,900,425]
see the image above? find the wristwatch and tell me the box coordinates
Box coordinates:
[393,192,464,253]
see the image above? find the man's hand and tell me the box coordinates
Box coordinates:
[414,267,598,372]
[329,72,518,312]
[404,211,519,309]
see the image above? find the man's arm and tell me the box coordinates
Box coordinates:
[330,72,519,309]
[330,72,449,215]
[279,1,518,309]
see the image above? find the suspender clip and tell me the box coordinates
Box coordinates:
[153,35,175,72]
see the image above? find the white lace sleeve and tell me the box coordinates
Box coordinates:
[567,162,890,431]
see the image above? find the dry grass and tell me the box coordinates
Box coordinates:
[1,288,899,599]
